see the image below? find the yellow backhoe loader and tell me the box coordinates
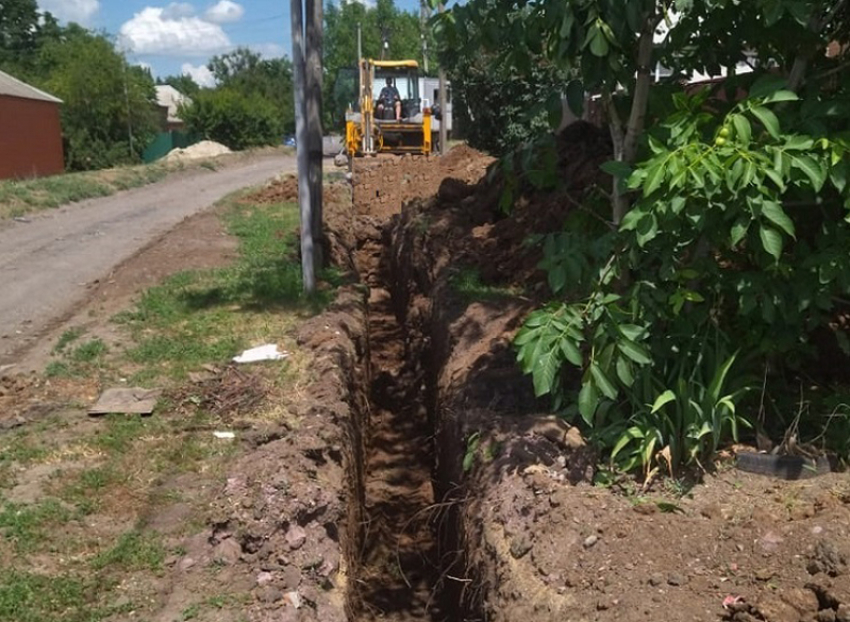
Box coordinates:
[344,59,433,158]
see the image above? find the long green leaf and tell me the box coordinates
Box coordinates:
[759,224,783,260]
[651,390,676,414]
[750,106,781,139]
[761,201,795,238]
[590,362,618,400]
[618,339,651,365]
[732,115,751,144]
[578,380,599,425]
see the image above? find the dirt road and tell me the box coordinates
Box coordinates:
[0,153,296,366]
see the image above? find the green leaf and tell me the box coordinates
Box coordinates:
[601,160,632,179]
[618,338,651,365]
[616,356,635,387]
[750,106,781,139]
[578,380,599,425]
[643,163,666,197]
[761,201,795,238]
[651,390,676,414]
[730,218,750,246]
[590,362,618,400]
[559,337,583,367]
[759,224,783,260]
[532,347,559,397]
[762,90,799,104]
[635,213,659,247]
[788,154,827,191]
[588,26,609,57]
[732,115,751,144]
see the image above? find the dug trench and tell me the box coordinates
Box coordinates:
[328,137,850,622]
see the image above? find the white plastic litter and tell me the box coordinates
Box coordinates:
[232,344,289,364]
[213,431,236,440]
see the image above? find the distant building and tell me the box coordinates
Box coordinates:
[0,69,64,180]
[155,85,192,132]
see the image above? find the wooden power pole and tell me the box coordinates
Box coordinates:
[291,0,323,293]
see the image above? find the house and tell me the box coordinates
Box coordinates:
[154,85,191,132]
[0,69,64,180]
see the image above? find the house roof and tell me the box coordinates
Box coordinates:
[155,85,192,124]
[0,69,62,104]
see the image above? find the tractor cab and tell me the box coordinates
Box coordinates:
[372,63,421,121]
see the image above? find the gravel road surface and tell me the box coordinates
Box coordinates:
[0,153,296,365]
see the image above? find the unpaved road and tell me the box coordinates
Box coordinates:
[0,153,296,366]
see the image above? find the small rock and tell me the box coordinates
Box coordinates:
[755,568,775,582]
[178,557,196,571]
[813,526,824,535]
[780,587,819,617]
[583,535,599,549]
[817,609,837,622]
[649,573,664,587]
[286,590,303,609]
[510,536,533,559]
[667,573,685,586]
[286,525,307,550]
[756,595,800,622]
[256,571,274,586]
[213,538,242,565]
[837,604,850,622]
[736,543,745,552]
[257,586,283,604]
[282,566,302,589]
[758,531,784,553]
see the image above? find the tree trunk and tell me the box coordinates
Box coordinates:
[291,0,314,293]
[622,14,656,164]
[306,0,324,271]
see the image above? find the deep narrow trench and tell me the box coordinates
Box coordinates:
[351,222,447,621]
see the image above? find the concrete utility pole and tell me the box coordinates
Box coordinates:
[305,0,323,272]
[420,1,430,74]
[291,0,315,292]
[438,3,447,155]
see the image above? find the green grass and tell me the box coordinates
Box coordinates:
[46,337,108,378]
[0,163,173,220]
[91,530,166,572]
[449,266,521,302]
[0,499,73,553]
[0,570,99,622]
[53,327,86,353]
[114,195,334,382]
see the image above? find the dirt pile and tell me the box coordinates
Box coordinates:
[166,140,232,162]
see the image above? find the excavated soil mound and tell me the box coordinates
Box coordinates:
[364,135,850,622]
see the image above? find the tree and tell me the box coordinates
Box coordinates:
[157,74,201,98]
[442,0,850,473]
[0,0,60,77]
[180,89,282,150]
[38,26,160,170]
[207,47,295,133]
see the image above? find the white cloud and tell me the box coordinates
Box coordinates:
[38,0,100,24]
[250,43,285,58]
[204,0,245,24]
[119,6,231,56]
[182,62,216,88]
[161,2,196,19]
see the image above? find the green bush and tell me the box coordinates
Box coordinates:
[180,89,283,151]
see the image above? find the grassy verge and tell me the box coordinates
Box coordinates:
[0,187,337,621]
[0,146,292,221]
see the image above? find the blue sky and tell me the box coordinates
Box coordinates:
[36,0,423,86]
